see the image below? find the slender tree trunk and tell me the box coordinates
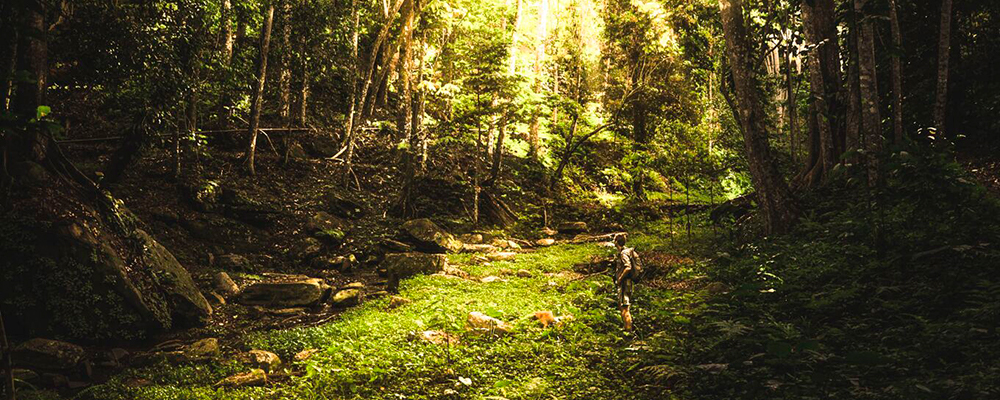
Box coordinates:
[528,0,549,160]
[510,0,521,74]
[1,311,13,400]
[344,0,360,142]
[718,0,798,234]
[933,0,952,136]
[244,5,274,176]
[0,4,16,113]
[278,0,292,124]
[220,0,234,63]
[397,0,416,140]
[344,0,407,169]
[855,0,881,185]
[889,0,904,144]
[784,31,798,164]
[297,35,309,127]
[845,8,862,158]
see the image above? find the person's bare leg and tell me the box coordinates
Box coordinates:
[621,307,633,331]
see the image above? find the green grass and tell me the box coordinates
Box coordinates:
[71,240,700,400]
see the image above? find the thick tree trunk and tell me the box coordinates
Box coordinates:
[718,0,798,234]
[244,5,275,176]
[933,0,952,136]
[397,0,416,139]
[889,0,904,144]
[278,0,293,124]
[344,0,360,142]
[855,0,882,185]
[784,33,798,164]
[799,0,841,185]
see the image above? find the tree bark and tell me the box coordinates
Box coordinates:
[933,0,952,136]
[344,0,360,142]
[397,0,416,140]
[889,0,904,144]
[278,0,293,124]
[244,5,275,176]
[855,0,881,185]
[220,0,234,64]
[528,0,549,160]
[718,0,798,234]
[784,30,798,164]
[0,2,16,113]
[799,0,841,185]
[1,310,13,400]
[297,34,310,127]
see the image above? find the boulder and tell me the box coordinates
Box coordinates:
[238,350,281,372]
[383,252,448,290]
[380,238,416,253]
[535,238,556,247]
[292,237,323,261]
[216,369,267,387]
[214,272,240,296]
[306,212,346,246]
[134,229,214,326]
[557,222,588,234]
[12,339,85,370]
[341,282,365,290]
[239,276,331,308]
[401,219,463,253]
[516,269,534,278]
[182,338,220,360]
[310,255,354,272]
[442,265,471,279]
[286,141,308,159]
[466,312,512,334]
[330,289,361,307]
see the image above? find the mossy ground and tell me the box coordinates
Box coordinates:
[41,230,705,400]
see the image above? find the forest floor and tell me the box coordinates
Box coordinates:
[29,222,713,400]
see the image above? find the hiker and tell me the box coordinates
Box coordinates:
[613,233,642,331]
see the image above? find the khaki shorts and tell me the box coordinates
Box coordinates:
[618,279,633,308]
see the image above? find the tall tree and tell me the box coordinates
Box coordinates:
[244,5,275,176]
[278,0,293,124]
[718,0,798,234]
[889,0,904,143]
[855,0,881,184]
[933,0,952,136]
[799,0,842,185]
[528,0,549,160]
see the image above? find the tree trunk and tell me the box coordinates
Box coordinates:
[845,8,861,159]
[799,0,841,185]
[784,32,798,164]
[933,0,952,136]
[528,0,549,160]
[397,0,416,140]
[889,0,904,144]
[0,2,16,113]
[718,0,798,234]
[1,310,13,400]
[220,0,234,64]
[244,5,275,176]
[278,0,293,124]
[297,34,310,127]
[855,0,881,185]
[344,0,360,142]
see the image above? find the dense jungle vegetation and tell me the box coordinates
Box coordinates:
[1,0,999,398]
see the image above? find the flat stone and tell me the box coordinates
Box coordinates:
[13,339,85,370]
[462,243,497,253]
[331,288,361,307]
[466,312,512,335]
[442,265,470,279]
[480,276,505,283]
[217,254,253,272]
[516,269,533,278]
[541,227,558,236]
[416,330,459,345]
[535,238,556,247]
[238,350,281,372]
[216,369,267,387]
[341,282,365,290]
[183,338,220,360]
[458,233,484,244]
[239,276,331,308]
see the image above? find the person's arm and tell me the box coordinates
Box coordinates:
[615,253,632,283]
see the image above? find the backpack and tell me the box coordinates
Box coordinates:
[620,247,644,282]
